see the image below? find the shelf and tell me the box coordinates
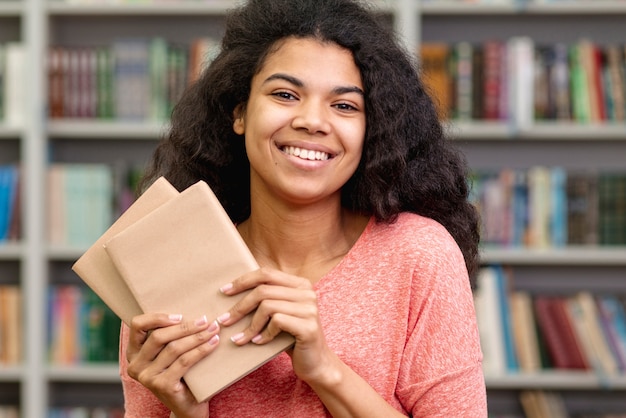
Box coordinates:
[48,245,85,261]
[46,0,234,15]
[481,247,626,266]
[0,1,22,16]
[421,1,626,15]
[0,125,22,139]
[448,121,626,141]
[45,0,396,15]
[486,371,626,390]
[0,365,22,381]
[47,120,168,139]
[0,242,23,260]
[46,364,120,383]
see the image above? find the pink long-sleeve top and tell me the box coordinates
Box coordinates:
[120,212,487,417]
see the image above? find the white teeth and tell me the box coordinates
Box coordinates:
[283,146,330,161]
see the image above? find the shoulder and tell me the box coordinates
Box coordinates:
[368,212,458,253]
[364,212,467,277]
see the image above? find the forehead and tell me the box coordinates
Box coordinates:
[256,37,362,85]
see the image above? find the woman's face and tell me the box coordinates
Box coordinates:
[234,37,366,208]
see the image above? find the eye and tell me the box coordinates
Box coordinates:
[271,91,297,101]
[333,102,359,112]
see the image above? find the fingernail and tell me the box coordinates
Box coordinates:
[195,315,208,326]
[169,314,183,322]
[220,283,233,293]
[208,321,219,333]
[230,332,244,343]
[251,334,262,344]
[208,335,220,345]
[217,312,230,324]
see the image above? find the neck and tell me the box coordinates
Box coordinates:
[237,200,368,282]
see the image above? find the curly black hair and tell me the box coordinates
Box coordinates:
[140,0,481,280]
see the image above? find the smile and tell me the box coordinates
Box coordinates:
[281,146,331,161]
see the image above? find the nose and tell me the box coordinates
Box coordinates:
[291,99,331,134]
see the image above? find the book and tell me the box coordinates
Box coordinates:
[72,176,179,325]
[595,295,626,372]
[568,291,619,376]
[534,296,589,370]
[473,266,507,375]
[419,42,451,120]
[0,285,21,365]
[509,290,541,372]
[482,40,504,120]
[566,171,599,246]
[101,179,295,402]
[3,43,24,128]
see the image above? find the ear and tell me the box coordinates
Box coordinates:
[233,104,245,135]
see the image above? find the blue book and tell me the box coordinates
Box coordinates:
[495,266,519,372]
[550,167,567,247]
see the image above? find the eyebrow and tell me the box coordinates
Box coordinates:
[263,73,364,97]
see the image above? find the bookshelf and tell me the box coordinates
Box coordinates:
[0,0,625,416]
[426,2,626,416]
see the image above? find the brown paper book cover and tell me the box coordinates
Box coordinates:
[71,176,179,325]
[103,180,295,402]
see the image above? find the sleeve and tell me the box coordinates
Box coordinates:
[119,323,171,418]
[395,225,487,417]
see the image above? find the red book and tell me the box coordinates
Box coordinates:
[534,296,589,370]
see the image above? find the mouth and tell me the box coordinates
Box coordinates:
[280,145,332,161]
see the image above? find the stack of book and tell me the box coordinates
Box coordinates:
[48,37,219,121]
[47,164,114,248]
[470,167,626,247]
[47,285,120,365]
[475,266,626,377]
[420,39,626,125]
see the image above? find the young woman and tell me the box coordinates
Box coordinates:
[120,0,486,416]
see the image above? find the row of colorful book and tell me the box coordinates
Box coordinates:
[46,163,144,248]
[420,38,626,126]
[47,285,120,365]
[48,407,123,418]
[0,43,24,127]
[0,165,19,243]
[471,167,626,247]
[0,285,20,365]
[48,37,219,121]
[476,266,626,378]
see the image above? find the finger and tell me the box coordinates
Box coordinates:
[220,267,311,296]
[231,295,318,345]
[129,313,183,347]
[128,319,220,382]
[218,284,312,327]
[128,315,212,366]
[251,312,319,346]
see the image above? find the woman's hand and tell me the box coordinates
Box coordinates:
[126,313,220,418]
[217,267,341,386]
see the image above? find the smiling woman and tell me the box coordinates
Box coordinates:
[121,0,486,417]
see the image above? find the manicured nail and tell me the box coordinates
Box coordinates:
[195,315,208,326]
[251,334,262,344]
[220,283,233,293]
[217,312,231,324]
[230,332,245,343]
[208,321,219,333]
[208,335,220,345]
[169,314,183,322]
